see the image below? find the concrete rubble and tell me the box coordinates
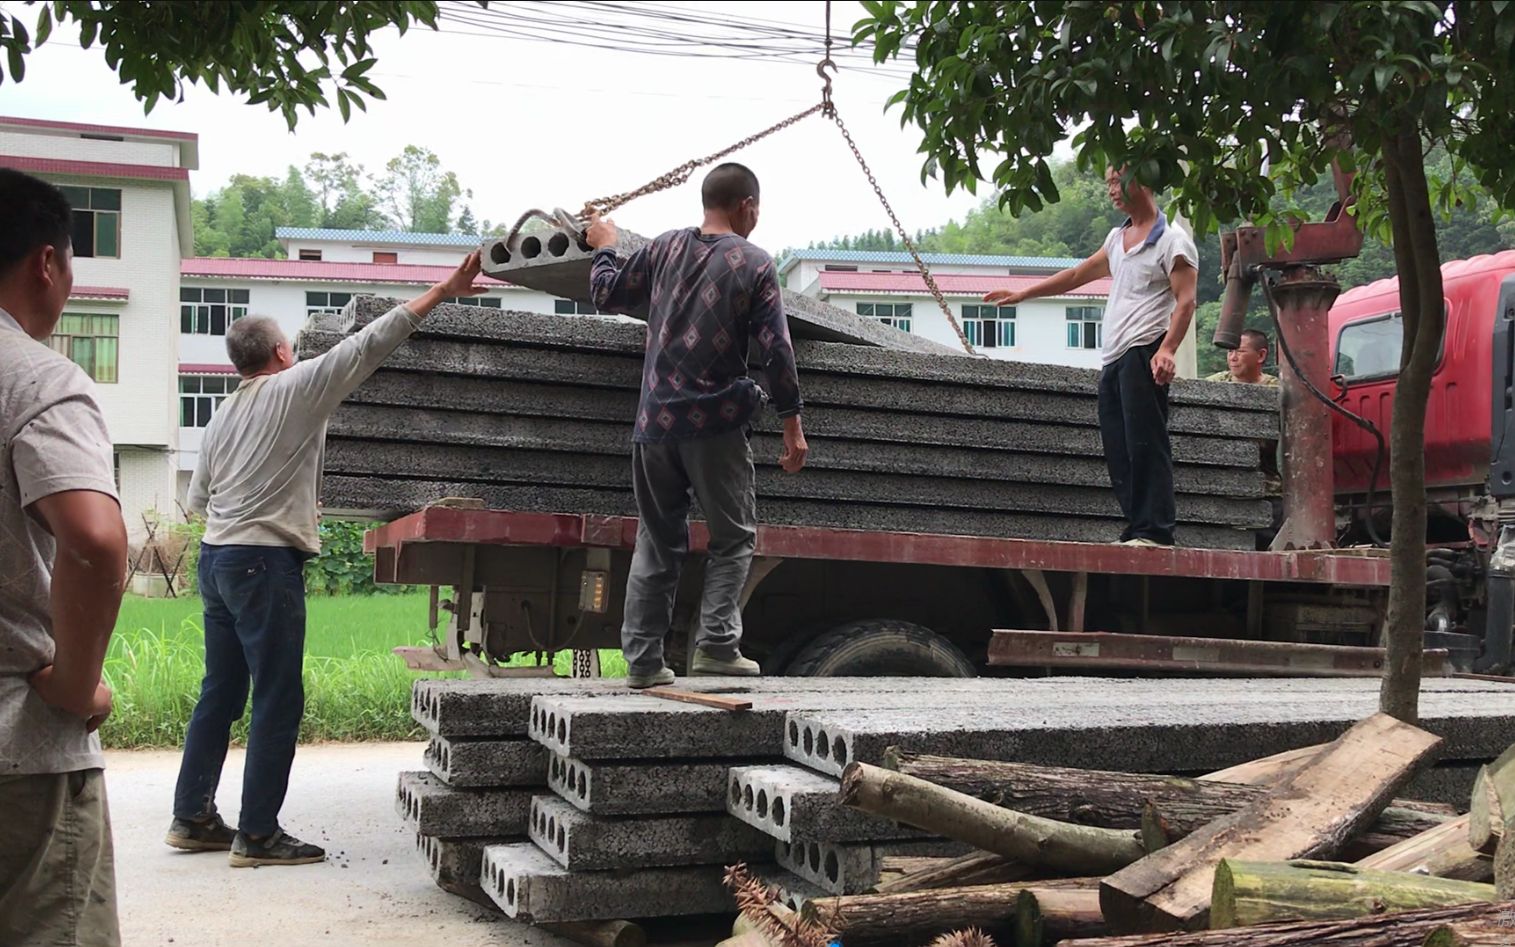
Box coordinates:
[300,296,1280,549]
[392,676,1515,932]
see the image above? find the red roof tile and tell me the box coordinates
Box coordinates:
[0,115,197,141]
[180,257,506,289]
[817,271,1112,298]
[70,285,129,300]
[0,154,188,182]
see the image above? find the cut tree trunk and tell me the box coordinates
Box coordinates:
[1357,814,1493,883]
[1422,917,1515,946]
[873,851,1029,894]
[838,763,1146,875]
[1211,859,1495,928]
[1055,900,1515,947]
[1468,743,1515,855]
[1014,886,1105,946]
[1496,831,1514,899]
[801,878,1098,942]
[1100,713,1442,933]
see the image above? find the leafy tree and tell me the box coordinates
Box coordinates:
[193,169,319,257]
[305,152,386,231]
[0,2,485,128]
[378,144,463,233]
[858,0,1515,721]
[455,205,479,235]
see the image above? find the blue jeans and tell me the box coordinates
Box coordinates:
[172,544,307,837]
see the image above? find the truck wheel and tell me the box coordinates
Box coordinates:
[781,619,977,678]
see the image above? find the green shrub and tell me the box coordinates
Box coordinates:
[175,517,408,597]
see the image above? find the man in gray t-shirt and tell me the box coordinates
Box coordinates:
[168,251,481,867]
[984,167,1198,546]
[0,169,128,945]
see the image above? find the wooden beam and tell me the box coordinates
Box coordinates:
[801,878,1098,942]
[1200,744,1324,784]
[1422,916,1515,945]
[1099,713,1443,933]
[872,852,1029,895]
[1356,815,1493,883]
[988,630,1451,677]
[1210,859,1496,929]
[642,688,752,712]
[1014,886,1105,946]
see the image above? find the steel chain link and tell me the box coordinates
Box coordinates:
[826,106,976,356]
[580,103,826,218]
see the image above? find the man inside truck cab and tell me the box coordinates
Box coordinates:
[584,162,808,689]
[982,167,1198,547]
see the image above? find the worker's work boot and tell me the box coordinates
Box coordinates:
[627,666,676,690]
[690,649,762,677]
[164,811,237,852]
[228,829,326,868]
[1120,538,1165,548]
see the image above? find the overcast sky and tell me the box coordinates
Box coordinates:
[0,0,1043,256]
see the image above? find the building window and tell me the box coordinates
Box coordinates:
[298,248,323,261]
[856,301,912,332]
[181,287,250,335]
[445,296,503,308]
[554,299,598,315]
[59,186,121,259]
[1066,305,1104,350]
[50,313,119,383]
[823,264,859,272]
[372,251,398,264]
[305,291,353,318]
[179,375,236,427]
[961,304,1016,348]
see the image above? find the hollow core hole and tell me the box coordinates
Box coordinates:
[547,232,571,257]
[825,851,840,884]
[803,728,814,756]
[833,737,848,766]
[817,730,831,760]
[757,789,769,820]
[490,242,511,266]
[773,797,786,827]
[577,771,587,799]
[521,236,543,259]
[743,785,755,812]
[788,721,800,748]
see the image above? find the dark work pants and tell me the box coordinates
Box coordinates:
[173,544,307,837]
[622,427,757,675]
[1097,339,1177,545]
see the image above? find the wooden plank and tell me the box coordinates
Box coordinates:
[1469,743,1515,854]
[988,630,1451,677]
[1099,713,1443,933]
[1356,815,1493,883]
[1200,744,1324,784]
[642,688,752,712]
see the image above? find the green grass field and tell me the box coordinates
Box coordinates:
[104,593,625,749]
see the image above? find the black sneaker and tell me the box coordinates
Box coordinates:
[165,812,237,852]
[228,829,326,868]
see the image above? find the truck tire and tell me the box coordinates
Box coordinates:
[781,619,977,678]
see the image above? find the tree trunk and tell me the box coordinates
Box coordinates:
[838,763,1147,875]
[873,852,1029,894]
[1356,814,1494,883]
[1015,887,1106,946]
[1055,900,1515,947]
[1495,831,1515,899]
[1379,127,1447,725]
[1211,859,1496,929]
[1468,743,1515,855]
[801,878,1098,942]
[1422,917,1515,946]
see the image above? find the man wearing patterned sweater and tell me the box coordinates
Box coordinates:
[586,162,808,689]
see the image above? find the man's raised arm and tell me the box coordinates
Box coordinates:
[983,249,1112,308]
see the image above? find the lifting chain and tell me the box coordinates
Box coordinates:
[579,103,825,219]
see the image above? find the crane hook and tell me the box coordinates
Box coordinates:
[817,58,838,115]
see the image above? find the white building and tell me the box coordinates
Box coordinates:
[0,116,197,531]
[780,248,1197,372]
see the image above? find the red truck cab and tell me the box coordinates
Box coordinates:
[1330,249,1515,545]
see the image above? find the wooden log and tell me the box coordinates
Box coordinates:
[802,878,1097,943]
[1099,712,1443,933]
[1496,831,1515,899]
[1056,900,1515,947]
[873,851,1030,894]
[1142,799,1452,858]
[1469,743,1515,855]
[542,920,647,947]
[838,763,1146,876]
[1357,814,1494,883]
[1211,859,1496,929]
[1422,917,1515,946]
[887,751,1447,858]
[1013,886,1105,946]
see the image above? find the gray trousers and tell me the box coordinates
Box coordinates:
[622,427,757,674]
